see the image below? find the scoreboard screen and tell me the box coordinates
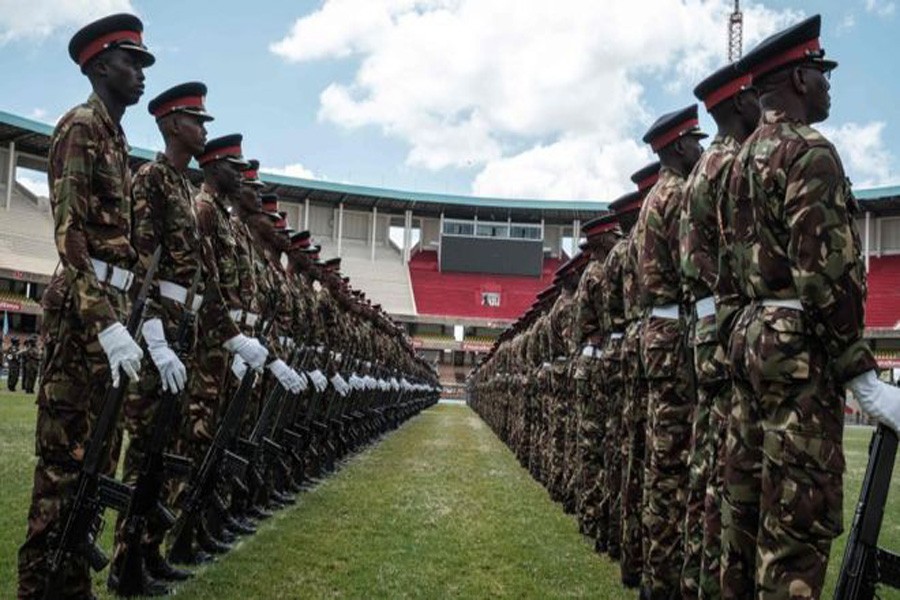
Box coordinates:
[440,236,543,277]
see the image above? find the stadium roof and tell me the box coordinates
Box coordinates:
[0,108,606,222]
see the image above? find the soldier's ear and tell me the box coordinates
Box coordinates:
[791,66,809,96]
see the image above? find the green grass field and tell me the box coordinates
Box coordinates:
[0,390,898,599]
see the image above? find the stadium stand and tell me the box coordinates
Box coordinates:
[408,250,562,320]
[865,255,900,329]
[0,183,57,277]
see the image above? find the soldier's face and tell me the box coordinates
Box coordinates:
[101,49,145,106]
[680,136,704,169]
[177,114,208,157]
[737,88,762,131]
[215,161,243,194]
[803,66,832,124]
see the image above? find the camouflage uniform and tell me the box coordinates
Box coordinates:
[116,153,238,557]
[546,291,576,501]
[598,236,627,558]
[6,341,21,391]
[18,93,135,599]
[636,166,695,597]
[717,109,875,599]
[620,229,648,586]
[679,134,739,599]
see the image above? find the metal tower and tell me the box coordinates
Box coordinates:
[728,0,743,61]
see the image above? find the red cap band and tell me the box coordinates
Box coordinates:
[703,73,753,110]
[753,39,821,80]
[275,218,287,229]
[242,168,259,179]
[650,118,700,152]
[152,95,205,118]
[78,30,143,66]
[617,198,643,214]
[198,144,242,166]
[584,220,618,238]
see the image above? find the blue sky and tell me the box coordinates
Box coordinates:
[1,0,897,201]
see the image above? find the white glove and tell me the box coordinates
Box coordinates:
[231,354,248,380]
[142,318,187,393]
[98,322,143,388]
[348,373,363,390]
[848,370,900,433]
[330,373,350,397]
[306,369,328,393]
[269,359,306,394]
[224,333,268,370]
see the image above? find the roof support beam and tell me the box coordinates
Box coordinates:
[6,141,16,210]
[370,205,378,262]
[337,201,344,257]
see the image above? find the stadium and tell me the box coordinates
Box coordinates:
[2,106,900,396]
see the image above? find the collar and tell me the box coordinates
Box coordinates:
[87,92,128,147]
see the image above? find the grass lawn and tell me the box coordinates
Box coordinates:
[0,390,898,599]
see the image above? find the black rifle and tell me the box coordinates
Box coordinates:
[166,307,275,562]
[834,423,900,599]
[114,269,200,594]
[44,247,162,599]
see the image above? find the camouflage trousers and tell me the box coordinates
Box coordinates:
[597,336,624,555]
[546,372,569,499]
[620,319,648,586]
[18,304,124,600]
[682,314,731,600]
[721,305,844,600]
[641,314,694,598]
[574,358,604,536]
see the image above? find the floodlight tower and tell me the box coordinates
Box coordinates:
[728,0,743,61]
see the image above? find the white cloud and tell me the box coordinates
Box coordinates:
[0,0,135,44]
[837,13,857,34]
[261,163,320,180]
[820,121,899,188]
[272,0,800,200]
[865,0,896,17]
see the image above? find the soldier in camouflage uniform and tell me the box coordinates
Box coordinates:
[617,164,657,589]
[572,214,620,552]
[21,337,41,394]
[678,64,759,600]
[17,14,154,599]
[171,134,270,561]
[109,83,254,589]
[6,336,21,391]
[717,15,900,598]
[636,106,706,599]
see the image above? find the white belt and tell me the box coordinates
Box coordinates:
[609,332,625,340]
[245,312,259,327]
[761,298,803,311]
[695,296,716,319]
[229,309,244,322]
[91,258,134,292]
[158,280,203,311]
[554,355,568,363]
[581,345,603,359]
[650,303,680,320]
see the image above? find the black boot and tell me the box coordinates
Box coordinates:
[107,570,171,597]
[196,519,232,555]
[145,545,193,582]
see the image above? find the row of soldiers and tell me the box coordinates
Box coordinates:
[17,13,440,600]
[470,14,900,600]
[3,336,40,393]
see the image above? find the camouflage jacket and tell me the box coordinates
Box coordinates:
[622,230,642,323]
[636,166,686,310]
[680,134,739,304]
[45,92,136,334]
[195,184,242,313]
[232,216,261,320]
[131,153,237,346]
[603,237,629,335]
[576,259,605,345]
[719,109,875,382]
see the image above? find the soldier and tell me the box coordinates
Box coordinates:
[717,15,900,598]
[679,63,759,600]
[21,336,41,394]
[17,14,154,600]
[109,83,254,591]
[169,134,269,563]
[6,336,21,391]
[636,105,705,599]
[617,164,658,589]
[572,214,621,552]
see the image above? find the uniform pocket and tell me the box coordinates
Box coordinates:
[754,311,810,382]
[763,427,844,541]
[641,317,683,380]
